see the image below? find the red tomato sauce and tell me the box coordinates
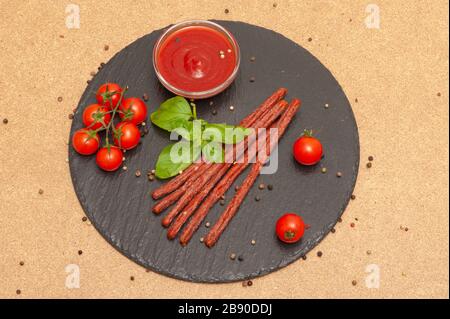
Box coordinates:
[155,26,237,93]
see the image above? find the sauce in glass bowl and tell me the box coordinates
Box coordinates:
[153,20,240,99]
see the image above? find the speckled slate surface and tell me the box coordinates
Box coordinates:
[68,20,359,283]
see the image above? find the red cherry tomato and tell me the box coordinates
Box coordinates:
[82,104,111,130]
[113,122,140,150]
[96,83,123,108]
[276,213,305,243]
[119,97,148,125]
[72,129,100,155]
[293,130,323,165]
[96,146,123,171]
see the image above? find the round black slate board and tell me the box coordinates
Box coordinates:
[69,21,359,283]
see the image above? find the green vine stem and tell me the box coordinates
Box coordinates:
[192,103,197,120]
[98,85,128,148]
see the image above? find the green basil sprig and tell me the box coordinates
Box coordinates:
[150,96,251,179]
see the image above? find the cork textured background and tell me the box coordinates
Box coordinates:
[0,0,448,298]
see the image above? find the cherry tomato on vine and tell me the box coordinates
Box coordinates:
[82,104,111,130]
[119,97,148,125]
[276,213,305,243]
[96,83,123,108]
[113,122,140,150]
[96,146,123,171]
[292,130,323,166]
[72,129,100,155]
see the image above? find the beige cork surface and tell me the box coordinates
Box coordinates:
[0,0,448,298]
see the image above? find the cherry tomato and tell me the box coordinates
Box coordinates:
[119,97,148,125]
[276,213,305,243]
[82,104,111,130]
[96,146,123,171]
[293,130,323,165]
[113,122,140,150]
[96,83,123,108]
[72,129,100,155]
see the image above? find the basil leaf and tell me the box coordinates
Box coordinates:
[203,123,252,144]
[150,96,193,131]
[155,141,201,179]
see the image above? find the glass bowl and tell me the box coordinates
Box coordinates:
[152,20,240,99]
